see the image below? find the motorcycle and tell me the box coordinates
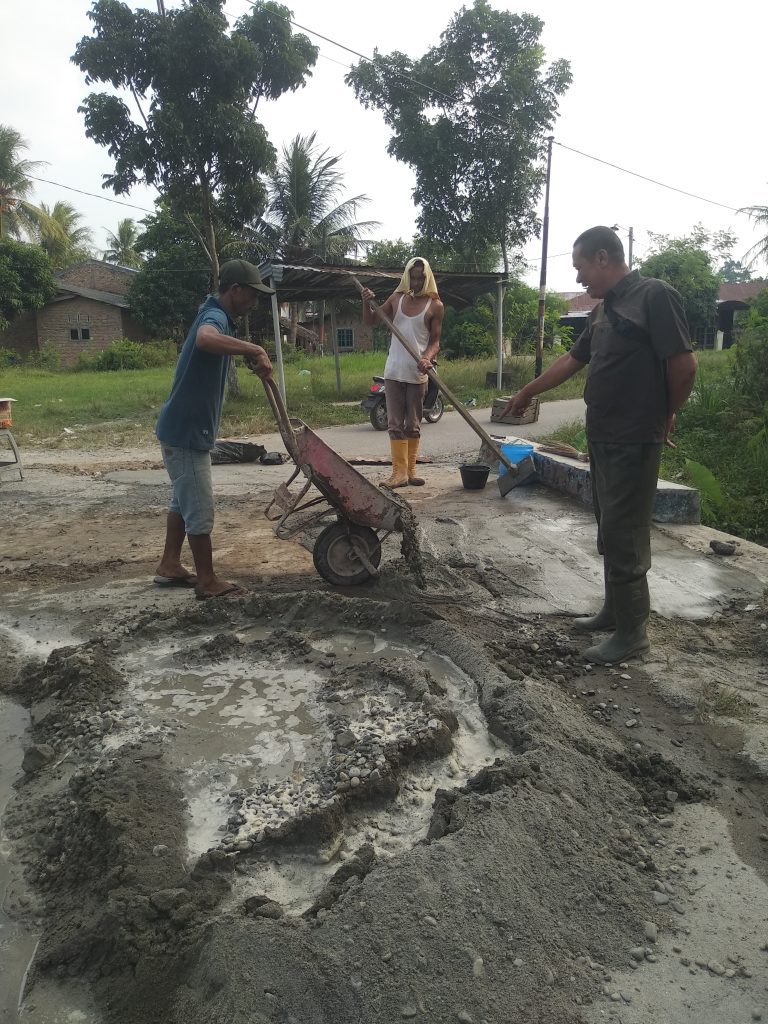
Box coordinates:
[361,372,445,431]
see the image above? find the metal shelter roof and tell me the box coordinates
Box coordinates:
[258,261,504,309]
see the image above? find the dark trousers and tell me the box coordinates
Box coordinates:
[385,379,427,440]
[589,442,662,587]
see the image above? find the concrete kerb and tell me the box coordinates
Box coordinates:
[479,435,701,526]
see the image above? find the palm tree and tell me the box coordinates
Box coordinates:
[741,204,768,269]
[103,218,143,268]
[257,132,378,345]
[0,124,49,239]
[34,201,94,269]
[261,132,378,262]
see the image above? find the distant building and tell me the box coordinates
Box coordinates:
[0,260,147,365]
[557,281,767,349]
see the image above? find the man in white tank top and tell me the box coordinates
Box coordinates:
[361,257,444,487]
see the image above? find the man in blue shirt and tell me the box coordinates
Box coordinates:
[155,259,274,600]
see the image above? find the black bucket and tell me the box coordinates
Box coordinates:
[459,463,490,490]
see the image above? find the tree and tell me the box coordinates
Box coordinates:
[740,204,768,270]
[719,257,753,283]
[0,124,61,242]
[253,132,377,345]
[103,217,143,268]
[72,0,318,285]
[0,237,57,330]
[258,132,377,263]
[346,0,571,274]
[128,206,210,338]
[638,236,719,338]
[33,200,94,268]
[503,280,569,352]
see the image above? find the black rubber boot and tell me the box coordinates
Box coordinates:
[583,577,651,664]
[573,566,615,632]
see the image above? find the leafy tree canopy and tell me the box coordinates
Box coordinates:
[638,231,720,334]
[346,0,571,273]
[366,234,502,274]
[0,237,57,330]
[72,0,318,280]
[128,206,211,337]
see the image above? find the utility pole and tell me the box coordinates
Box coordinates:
[535,135,554,378]
[612,224,634,269]
[156,0,166,15]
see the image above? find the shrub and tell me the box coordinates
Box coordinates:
[76,339,177,371]
[26,343,62,370]
[0,346,22,368]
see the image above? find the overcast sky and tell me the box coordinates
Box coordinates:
[4,0,767,290]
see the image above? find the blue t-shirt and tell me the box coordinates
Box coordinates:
[156,297,235,451]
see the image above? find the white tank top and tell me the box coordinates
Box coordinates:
[384,294,432,384]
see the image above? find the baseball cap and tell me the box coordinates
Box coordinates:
[219,259,275,294]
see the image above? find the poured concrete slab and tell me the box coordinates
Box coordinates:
[481,435,701,525]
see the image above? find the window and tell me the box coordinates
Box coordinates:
[70,328,79,341]
[69,327,90,341]
[336,327,354,350]
[81,328,90,341]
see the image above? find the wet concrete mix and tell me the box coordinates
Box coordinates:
[1,456,767,1024]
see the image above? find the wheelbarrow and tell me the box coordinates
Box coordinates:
[262,376,405,586]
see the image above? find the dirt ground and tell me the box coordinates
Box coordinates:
[1,443,767,1024]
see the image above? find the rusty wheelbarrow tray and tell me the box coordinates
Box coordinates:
[262,376,403,586]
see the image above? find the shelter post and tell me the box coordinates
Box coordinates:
[328,303,342,397]
[268,275,286,403]
[495,277,505,390]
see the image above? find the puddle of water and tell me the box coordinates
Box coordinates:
[232,640,501,914]
[118,636,332,858]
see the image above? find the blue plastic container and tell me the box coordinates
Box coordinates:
[498,441,534,476]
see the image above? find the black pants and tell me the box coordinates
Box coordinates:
[589,442,662,587]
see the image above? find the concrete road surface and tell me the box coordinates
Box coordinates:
[259,397,586,463]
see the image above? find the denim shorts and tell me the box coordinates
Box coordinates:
[161,445,215,535]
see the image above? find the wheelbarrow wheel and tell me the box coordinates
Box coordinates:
[313,522,382,586]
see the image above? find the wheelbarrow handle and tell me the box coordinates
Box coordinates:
[262,375,300,462]
[351,276,519,477]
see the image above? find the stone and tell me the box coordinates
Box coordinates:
[22,744,55,773]
[644,921,658,942]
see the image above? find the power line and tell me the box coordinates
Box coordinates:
[261,7,743,216]
[553,142,740,213]
[29,175,153,214]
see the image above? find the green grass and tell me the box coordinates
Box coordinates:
[0,351,584,450]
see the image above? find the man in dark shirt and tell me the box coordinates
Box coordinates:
[155,260,274,600]
[502,226,697,663]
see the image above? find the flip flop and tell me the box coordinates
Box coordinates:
[153,574,197,588]
[194,584,246,601]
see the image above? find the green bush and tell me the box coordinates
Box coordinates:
[26,343,62,370]
[76,339,177,371]
[0,346,22,368]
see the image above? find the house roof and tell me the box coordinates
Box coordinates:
[258,261,505,310]
[51,284,131,308]
[717,281,767,303]
[559,279,768,315]
[54,260,138,279]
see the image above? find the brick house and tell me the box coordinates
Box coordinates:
[0,260,148,366]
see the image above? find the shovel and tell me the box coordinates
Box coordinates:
[352,276,535,496]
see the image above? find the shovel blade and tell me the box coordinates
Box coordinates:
[497,455,536,496]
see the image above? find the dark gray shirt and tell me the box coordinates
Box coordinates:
[570,271,692,444]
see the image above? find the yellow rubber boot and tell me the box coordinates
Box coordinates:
[381,439,409,488]
[407,437,425,486]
